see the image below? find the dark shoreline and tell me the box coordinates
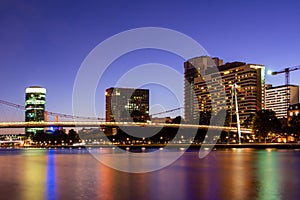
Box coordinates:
[2,143,300,149]
[104,143,300,149]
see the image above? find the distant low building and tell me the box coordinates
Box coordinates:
[151,117,172,123]
[288,103,300,121]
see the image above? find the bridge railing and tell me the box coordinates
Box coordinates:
[0,121,252,133]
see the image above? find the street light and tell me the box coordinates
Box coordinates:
[267,70,273,76]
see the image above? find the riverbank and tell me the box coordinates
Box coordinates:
[106,143,300,149]
[3,142,300,149]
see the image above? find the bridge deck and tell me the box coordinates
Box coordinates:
[0,121,252,133]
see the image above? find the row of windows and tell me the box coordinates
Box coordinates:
[289,111,299,117]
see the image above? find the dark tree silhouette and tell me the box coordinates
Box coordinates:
[252,109,281,142]
[289,115,300,135]
[68,129,80,143]
[172,116,183,124]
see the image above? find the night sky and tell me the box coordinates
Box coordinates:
[1,0,300,120]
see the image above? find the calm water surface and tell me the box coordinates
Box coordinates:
[0,148,300,200]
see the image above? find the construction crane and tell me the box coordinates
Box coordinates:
[269,65,300,110]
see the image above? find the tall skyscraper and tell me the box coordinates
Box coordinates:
[105,87,149,122]
[265,84,299,118]
[25,86,46,137]
[184,56,265,126]
[184,56,224,122]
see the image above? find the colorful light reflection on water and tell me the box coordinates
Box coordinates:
[0,148,300,200]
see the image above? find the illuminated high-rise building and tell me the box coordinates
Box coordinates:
[184,56,226,123]
[105,87,149,122]
[184,56,265,126]
[265,84,299,118]
[25,86,46,137]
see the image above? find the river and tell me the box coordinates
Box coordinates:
[0,147,299,200]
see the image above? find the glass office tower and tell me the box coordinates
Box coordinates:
[25,86,46,138]
[105,87,149,122]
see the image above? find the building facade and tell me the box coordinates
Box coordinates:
[25,86,46,137]
[266,84,299,118]
[184,56,226,123]
[288,103,300,121]
[184,56,265,126]
[105,87,149,122]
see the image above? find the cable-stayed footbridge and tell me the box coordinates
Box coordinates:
[0,99,252,133]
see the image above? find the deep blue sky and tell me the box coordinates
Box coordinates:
[1,0,300,119]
